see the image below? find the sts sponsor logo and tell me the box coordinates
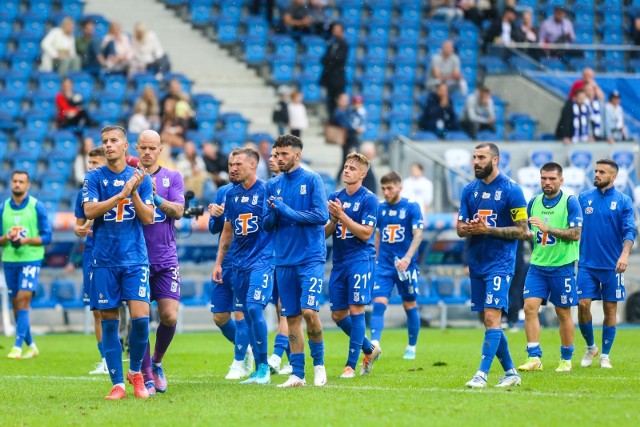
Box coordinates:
[473,209,497,227]
[153,206,167,223]
[104,198,136,222]
[381,225,405,243]
[535,230,556,246]
[234,213,259,236]
[335,221,354,239]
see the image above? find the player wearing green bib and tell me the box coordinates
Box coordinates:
[518,163,582,373]
[0,170,52,359]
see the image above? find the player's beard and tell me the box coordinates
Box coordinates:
[594,178,610,189]
[474,162,493,179]
[11,189,25,198]
[279,159,295,173]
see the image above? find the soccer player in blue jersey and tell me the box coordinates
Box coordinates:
[213,147,274,385]
[208,182,252,380]
[371,172,424,360]
[263,134,329,388]
[517,162,582,373]
[457,143,528,388]
[83,125,155,400]
[73,147,108,374]
[136,130,185,395]
[577,159,636,369]
[325,152,381,378]
[2,171,52,360]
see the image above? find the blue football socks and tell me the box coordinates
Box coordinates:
[405,307,420,346]
[14,309,29,348]
[578,321,595,347]
[496,330,515,371]
[218,318,237,344]
[247,303,268,365]
[602,326,616,355]
[560,344,574,361]
[370,302,387,342]
[101,319,123,385]
[308,340,324,366]
[128,317,149,373]
[479,328,502,374]
[273,334,289,359]
[234,318,249,362]
[290,352,305,379]
[347,313,366,369]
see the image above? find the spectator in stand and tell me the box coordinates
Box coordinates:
[282,0,313,38]
[568,67,604,100]
[128,101,153,134]
[161,78,190,115]
[73,137,95,187]
[461,86,496,139]
[360,141,378,195]
[457,1,484,27]
[133,85,161,131]
[131,22,170,77]
[539,6,575,44]
[604,91,628,143]
[176,141,208,197]
[419,83,459,139]
[309,0,332,37]
[288,90,309,139]
[75,19,104,75]
[160,98,187,148]
[584,82,604,141]
[101,21,134,75]
[482,7,522,52]
[556,88,591,144]
[255,138,272,181]
[401,163,434,220]
[55,78,93,129]
[201,142,230,188]
[631,16,640,49]
[272,85,291,135]
[520,10,538,43]
[430,0,463,23]
[331,93,364,180]
[40,17,81,76]
[427,40,468,95]
[320,22,348,119]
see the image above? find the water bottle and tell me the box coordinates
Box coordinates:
[394,256,410,281]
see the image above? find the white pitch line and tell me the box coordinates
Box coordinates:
[1,375,636,399]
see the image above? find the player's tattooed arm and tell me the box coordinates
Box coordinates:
[157,199,184,220]
[487,219,529,240]
[546,226,581,242]
[616,239,634,273]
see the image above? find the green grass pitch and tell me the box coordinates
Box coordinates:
[1,327,639,426]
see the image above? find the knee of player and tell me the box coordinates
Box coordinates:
[523,300,540,314]
[301,308,318,322]
[330,310,346,323]
[213,312,231,326]
[402,300,417,310]
[246,303,264,320]
[92,310,102,321]
[160,311,178,327]
[578,299,591,311]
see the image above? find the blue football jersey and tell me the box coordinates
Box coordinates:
[82,165,153,267]
[376,197,424,273]
[225,179,273,270]
[74,190,93,251]
[458,173,527,276]
[329,186,378,264]
[209,183,236,269]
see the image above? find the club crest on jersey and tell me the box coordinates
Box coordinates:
[353,292,360,302]
[353,202,360,211]
[399,209,406,219]
[482,192,491,199]
[494,190,502,201]
[585,207,593,214]
[252,194,259,205]
[610,201,617,210]
[113,179,125,187]
[300,184,307,195]
[102,179,108,187]
[561,294,567,305]
[163,177,170,187]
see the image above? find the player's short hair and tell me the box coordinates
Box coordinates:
[11,170,30,181]
[475,142,499,158]
[540,162,563,175]
[273,134,303,150]
[346,152,370,171]
[88,147,105,157]
[101,125,127,139]
[380,171,402,185]
[596,158,619,173]
[411,162,424,172]
[230,147,260,163]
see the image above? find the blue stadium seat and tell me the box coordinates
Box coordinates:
[599,59,625,73]
[455,20,479,40]
[216,16,239,44]
[190,1,212,26]
[360,80,384,102]
[601,28,623,45]
[433,276,467,305]
[220,112,248,135]
[541,58,566,71]
[35,72,62,97]
[0,92,23,120]
[301,35,326,60]
[132,73,160,95]
[3,72,30,97]
[51,280,84,309]
[445,131,472,141]
[61,0,84,20]
[269,35,296,61]
[270,57,294,84]
[498,149,512,176]
[15,35,41,58]
[28,0,52,20]
[427,22,450,41]
[510,113,537,140]
[387,115,412,137]
[612,150,638,186]
[0,0,19,19]
[411,131,439,142]
[244,15,269,40]
[24,113,50,136]
[51,130,80,153]
[318,172,336,196]
[300,81,322,103]
[480,56,507,74]
[101,75,127,99]
[10,52,36,75]
[47,158,72,180]
[31,282,56,309]
[197,118,216,139]
[193,93,221,118]
[68,72,94,100]
[244,37,266,64]
[530,149,553,168]
[362,120,381,141]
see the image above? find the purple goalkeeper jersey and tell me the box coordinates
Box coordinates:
[143,167,185,266]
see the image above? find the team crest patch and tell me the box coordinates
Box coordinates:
[494,190,501,201]
[353,202,360,211]
[252,194,259,205]
[399,209,406,219]
[300,184,307,195]
[610,201,617,210]
[163,177,170,187]
[585,207,593,214]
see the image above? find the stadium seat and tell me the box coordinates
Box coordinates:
[411,131,439,142]
[51,280,84,309]
[561,167,587,196]
[180,279,202,306]
[517,166,541,201]
[31,282,56,309]
[216,16,239,44]
[443,148,473,208]
[68,72,95,101]
[244,37,266,64]
[35,72,62,97]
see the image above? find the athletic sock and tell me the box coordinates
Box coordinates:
[128,317,149,373]
[290,352,305,379]
[152,322,176,364]
[14,309,29,348]
[218,318,236,344]
[247,303,268,365]
[273,334,288,358]
[578,321,595,347]
[101,319,123,385]
[234,318,249,362]
[405,307,420,346]
[370,302,387,342]
[496,330,515,371]
[560,344,574,360]
[602,325,616,356]
[479,328,502,374]
[526,342,542,358]
[347,313,365,369]
[141,341,153,383]
[24,326,33,346]
[97,341,105,359]
[308,340,324,366]
[245,316,258,369]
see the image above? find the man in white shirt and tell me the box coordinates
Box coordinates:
[604,91,628,143]
[400,163,433,221]
[40,17,81,76]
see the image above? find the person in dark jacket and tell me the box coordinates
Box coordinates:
[418,83,459,138]
[320,22,348,119]
[556,88,591,145]
[482,7,523,53]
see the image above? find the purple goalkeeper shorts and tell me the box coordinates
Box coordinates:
[149,264,181,302]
